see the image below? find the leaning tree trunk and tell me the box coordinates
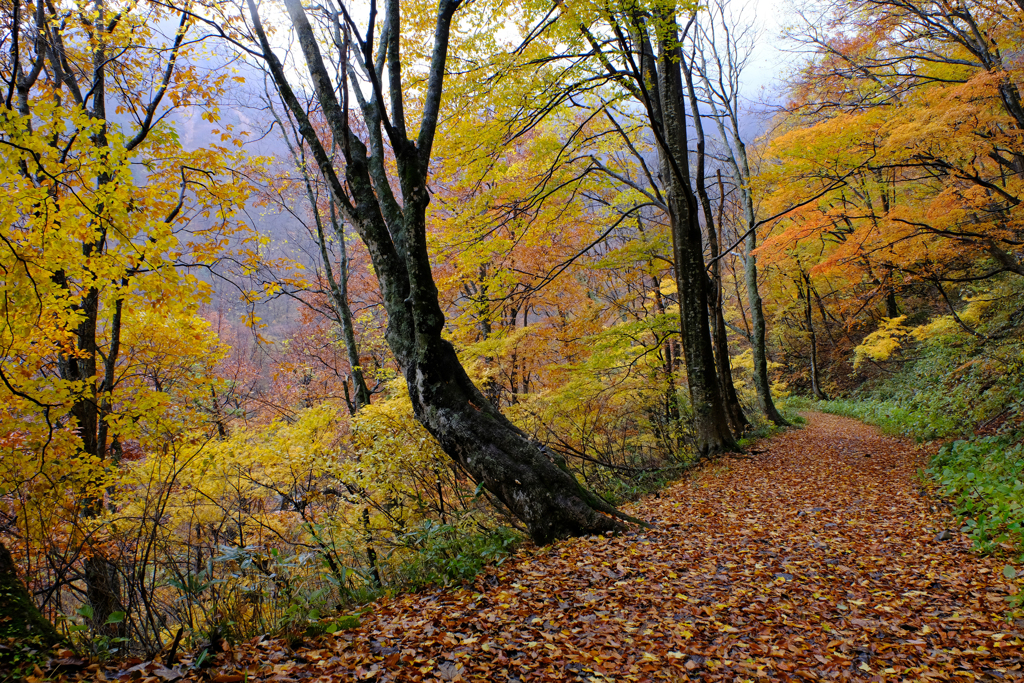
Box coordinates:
[252,0,630,544]
[407,339,623,543]
[0,542,60,646]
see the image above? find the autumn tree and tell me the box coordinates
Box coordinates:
[0,0,256,633]
[266,95,374,413]
[574,0,740,453]
[692,0,789,425]
[761,0,1024,296]
[231,0,635,544]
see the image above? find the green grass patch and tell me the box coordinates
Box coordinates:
[788,396,962,441]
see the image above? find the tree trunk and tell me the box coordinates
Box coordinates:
[581,10,737,452]
[650,15,736,455]
[51,0,125,634]
[801,273,829,401]
[692,9,789,428]
[745,244,789,422]
[83,556,123,637]
[651,274,681,434]
[324,196,373,411]
[0,542,60,645]
[683,62,748,437]
[406,339,624,544]
[886,289,900,318]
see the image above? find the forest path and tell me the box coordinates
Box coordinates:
[218,413,1023,681]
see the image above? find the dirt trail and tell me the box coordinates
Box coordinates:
[215,413,1023,681]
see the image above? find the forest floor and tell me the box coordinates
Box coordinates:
[63,413,1024,681]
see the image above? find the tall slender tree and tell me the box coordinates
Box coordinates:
[694,0,789,425]
[589,4,738,453]
[269,97,373,413]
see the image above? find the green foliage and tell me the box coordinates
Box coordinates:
[600,468,681,506]
[929,437,1024,555]
[809,397,962,441]
[0,638,51,682]
[393,522,522,590]
[59,605,129,660]
[797,282,1024,442]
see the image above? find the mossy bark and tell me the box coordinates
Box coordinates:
[0,543,59,646]
[406,339,625,544]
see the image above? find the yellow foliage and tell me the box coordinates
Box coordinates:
[770,381,792,400]
[349,383,451,514]
[911,297,994,342]
[854,316,911,369]
[856,297,997,370]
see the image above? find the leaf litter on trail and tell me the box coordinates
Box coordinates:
[57,413,1023,682]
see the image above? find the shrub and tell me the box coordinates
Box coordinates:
[929,437,1024,555]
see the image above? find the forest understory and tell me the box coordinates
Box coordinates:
[21,412,1023,682]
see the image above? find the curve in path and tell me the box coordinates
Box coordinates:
[220,413,1023,682]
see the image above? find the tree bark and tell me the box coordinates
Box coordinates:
[801,273,829,401]
[326,197,373,411]
[407,339,625,543]
[746,241,789,421]
[682,60,748,437]
[693,3,789,427]
[584,10,737,452]
[885,289,900,318]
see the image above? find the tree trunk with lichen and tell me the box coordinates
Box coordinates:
[648,14,737,455]
[405,338,623,543]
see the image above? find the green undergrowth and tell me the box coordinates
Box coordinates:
[392,522,522,591]
[785,395,962,441]
[273,525,523,645]
[930,437,1024,556]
